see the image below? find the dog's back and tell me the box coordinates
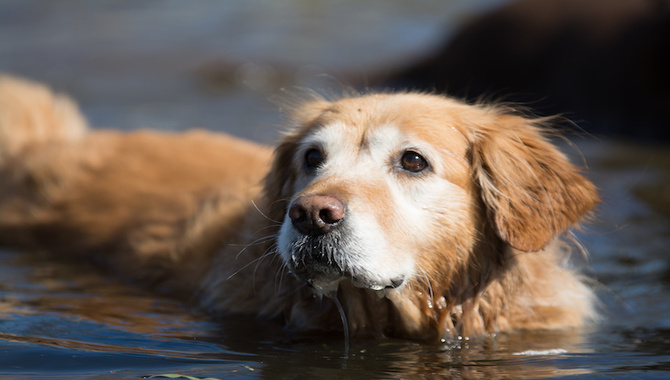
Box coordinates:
[0,76,272,291]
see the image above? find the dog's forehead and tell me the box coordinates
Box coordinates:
[310,93,471,157]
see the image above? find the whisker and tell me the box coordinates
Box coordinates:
[274,255,291,295]
[269,197,291,208]
[253,223,283,233]
[227,224,282,247]
[418,266,435,301]
[234,234,276,260]
[227,249,276,281]
[251,200,282,223]
[273,281,308,298]
[251,243,279,290]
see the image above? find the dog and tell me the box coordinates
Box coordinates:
[0,75,598,342]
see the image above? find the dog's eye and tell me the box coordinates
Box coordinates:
[401,151,428,172]
[304,148,324,170]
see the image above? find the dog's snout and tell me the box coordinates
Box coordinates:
[289,194,345,235]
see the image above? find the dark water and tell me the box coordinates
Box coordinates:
[1,1,670,379]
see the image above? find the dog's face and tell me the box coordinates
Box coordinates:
[266,93,597,297]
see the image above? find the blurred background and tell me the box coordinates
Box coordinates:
[1,0,670,378]
[1,0,668,141]
[2,0,506,141]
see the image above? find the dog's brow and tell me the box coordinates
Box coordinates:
[441,148,469,169]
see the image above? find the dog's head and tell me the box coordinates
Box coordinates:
[264,92,598,297]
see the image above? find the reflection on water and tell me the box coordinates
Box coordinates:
[0,250,598,378]
[5,243,670,379]
[1,1,670,379]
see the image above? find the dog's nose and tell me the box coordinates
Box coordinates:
[288,194,345,235]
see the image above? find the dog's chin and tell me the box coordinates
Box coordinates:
[295,272,405,297]
[294,270,405,295]
[288,256,407,296]
[280,227,408,295]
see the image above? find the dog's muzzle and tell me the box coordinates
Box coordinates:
[286,193,345,287]
[285,194,404,291]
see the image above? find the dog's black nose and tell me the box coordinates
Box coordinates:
[288,194,345,235]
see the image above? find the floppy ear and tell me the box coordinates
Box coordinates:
[263,99,331,219]
[472,113,599,252]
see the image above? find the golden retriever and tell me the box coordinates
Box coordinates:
[0,75,598,342]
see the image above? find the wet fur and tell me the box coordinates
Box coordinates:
[0,75,598,342]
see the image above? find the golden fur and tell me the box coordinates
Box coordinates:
[0,75,599,342]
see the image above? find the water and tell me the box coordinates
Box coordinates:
[1,1,670,378]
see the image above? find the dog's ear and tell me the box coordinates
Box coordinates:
[263,99,331,218]
[472,113,599,252]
